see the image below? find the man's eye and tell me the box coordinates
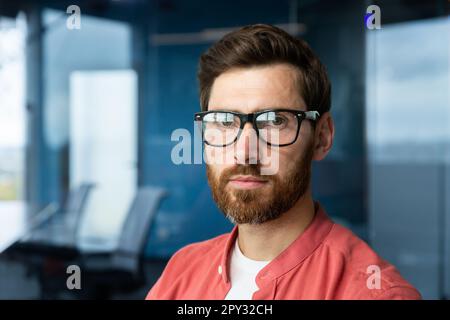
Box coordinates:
[218,121,235,127]
[211,120,239,129]
[271,116,285,126]
[259,115,287,128]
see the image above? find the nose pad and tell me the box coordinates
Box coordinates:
[234,123,259,165]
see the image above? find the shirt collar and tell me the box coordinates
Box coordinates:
[219,202,334,284]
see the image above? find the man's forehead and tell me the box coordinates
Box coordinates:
[208,64,306,113]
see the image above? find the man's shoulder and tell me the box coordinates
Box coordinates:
[322,222,376,261]
[170,231,231,262]
[320,221,421,299]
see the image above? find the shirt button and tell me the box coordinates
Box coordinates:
[218,265,223,275]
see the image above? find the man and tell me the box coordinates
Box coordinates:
[146,24,421,300]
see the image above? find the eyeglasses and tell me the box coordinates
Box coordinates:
[194,108,320,147]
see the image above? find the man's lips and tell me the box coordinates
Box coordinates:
[228,175,269,189]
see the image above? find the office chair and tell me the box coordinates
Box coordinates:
[54,182,96,247]
[4,184,96,298]
[72,186,167,299]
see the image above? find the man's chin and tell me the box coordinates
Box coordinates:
[225,206,281,225]
[226,186,270,202]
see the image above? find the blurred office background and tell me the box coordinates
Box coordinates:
[0,0,448,299]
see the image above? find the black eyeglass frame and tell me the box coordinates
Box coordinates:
[194,108,320,147]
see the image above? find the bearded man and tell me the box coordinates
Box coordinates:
[146,24,420,300]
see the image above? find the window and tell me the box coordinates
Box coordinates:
[0,14,26,201]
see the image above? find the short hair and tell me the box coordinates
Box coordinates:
[197,23,331,115]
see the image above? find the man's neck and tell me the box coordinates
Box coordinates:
[236,191,316,261]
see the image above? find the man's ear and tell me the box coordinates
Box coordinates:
[312,111,334,161]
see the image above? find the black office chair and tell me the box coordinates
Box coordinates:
[4,184,96,298]
[72,186,167,299]
[65,183,95,214]
[52,183,96,234]
[11,183,95,256]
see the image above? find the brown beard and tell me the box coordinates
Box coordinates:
[206,141,314,225]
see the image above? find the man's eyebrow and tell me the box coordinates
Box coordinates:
[208,107,237,112]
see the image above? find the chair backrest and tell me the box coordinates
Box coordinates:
[65,184,95,214]
[111,186,166,272]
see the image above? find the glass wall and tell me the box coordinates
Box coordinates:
[69,70,137,238]
[41,9,136,237]
[367,16,450,299]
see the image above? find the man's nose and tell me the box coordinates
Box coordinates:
[234,122,259,165]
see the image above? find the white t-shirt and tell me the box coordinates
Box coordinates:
[224,239,271,300]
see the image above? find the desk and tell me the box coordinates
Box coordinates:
[6,206,119,259]
[0,201,48,253]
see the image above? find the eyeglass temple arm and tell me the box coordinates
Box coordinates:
[304,111,320,121]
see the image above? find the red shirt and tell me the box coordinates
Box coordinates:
[146,203,421,300]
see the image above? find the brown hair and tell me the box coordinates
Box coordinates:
[197,24,331,115]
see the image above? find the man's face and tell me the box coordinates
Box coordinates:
[205,63,315,225]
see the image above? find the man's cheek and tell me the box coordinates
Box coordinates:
[207,163,228,183]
